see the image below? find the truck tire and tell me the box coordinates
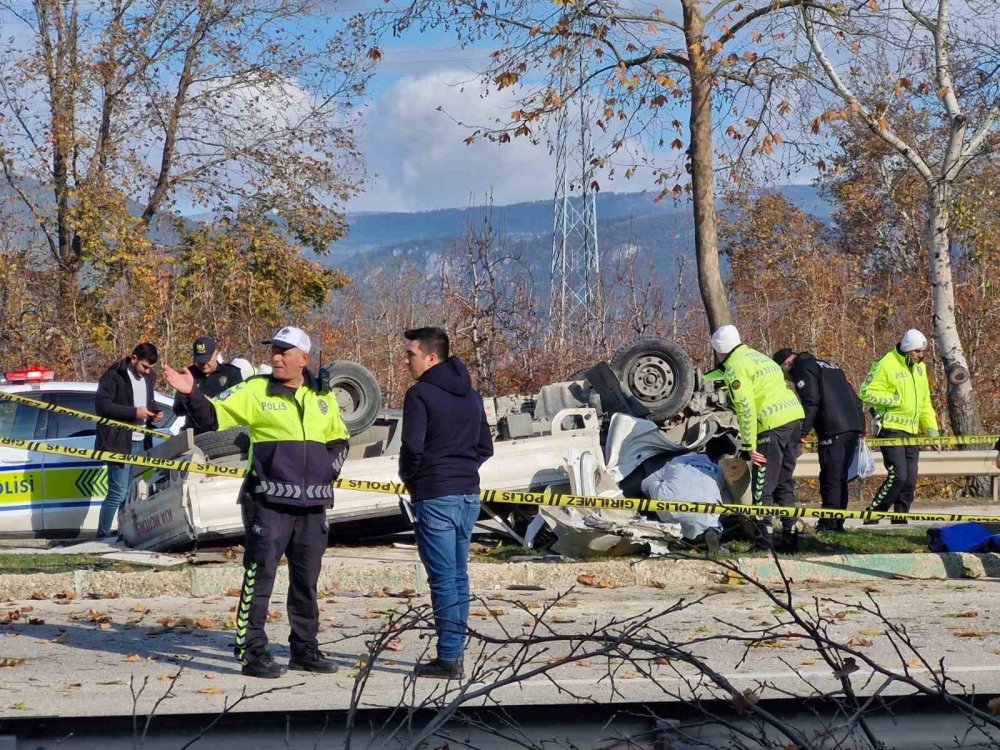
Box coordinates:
[610,337,695,422]
[194,427,250,460]
[322,361,382,436]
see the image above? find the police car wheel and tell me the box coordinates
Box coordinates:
[610,337,696,422]
[194,427,250,460]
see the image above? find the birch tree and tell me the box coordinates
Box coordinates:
[800,0,999,453]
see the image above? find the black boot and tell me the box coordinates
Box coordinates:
[775,529,800,553]
[414,658,463,680]
[242,650,286,679]
[289,646,338,673]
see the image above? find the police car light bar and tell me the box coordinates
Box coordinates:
[4,367,56,383]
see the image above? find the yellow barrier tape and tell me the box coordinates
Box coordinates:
[6,386,996,453]
[865,434,1000,448]
[3,434,999,525]
[803,433,1000,448]
[0,435,245,479]
[0,388,166,439]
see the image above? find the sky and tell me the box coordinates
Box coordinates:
[0,0,808,217]
[333,4,669,213]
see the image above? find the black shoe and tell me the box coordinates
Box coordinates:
[241,650,286,679]
[775,531,800,554]
[289,646,338,673]
[414,658,463,680]
[890,518,909,526]
[863,518,880,526]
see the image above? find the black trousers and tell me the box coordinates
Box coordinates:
[817,431,861,529]
[866,429,920,513]
[752,420,803,533]
[234,496,328,663]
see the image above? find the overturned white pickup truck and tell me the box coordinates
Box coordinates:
[119,338,742,551]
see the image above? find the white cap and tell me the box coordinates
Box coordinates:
[899,329,927,353]
[710,325,742,354]
[262,326,311,354]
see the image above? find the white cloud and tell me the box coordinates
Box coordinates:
[349,70,560,212]
[350,68,673,212]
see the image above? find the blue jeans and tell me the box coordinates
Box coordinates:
[98,440,143,537]
[413,494,481,662]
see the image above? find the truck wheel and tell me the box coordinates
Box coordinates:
[323,362,382,436]
[610,337,695,422]
[194,427,250,460]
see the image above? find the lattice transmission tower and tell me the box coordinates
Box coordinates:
[549,41,601,342]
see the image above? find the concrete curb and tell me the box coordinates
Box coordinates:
[1,552,998,601]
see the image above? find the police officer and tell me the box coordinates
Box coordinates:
[860,329,939,524]
[172,336,246,432]
[773,349,864,532]
[711,325,805,548]
[165,326,349,678]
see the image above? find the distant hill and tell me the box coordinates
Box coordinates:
[325,185,830,290]
[0,176,829,293]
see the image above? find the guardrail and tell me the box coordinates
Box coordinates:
[794,450,1000,500]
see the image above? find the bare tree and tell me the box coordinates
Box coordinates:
[440,196,540,395]
[798,0,1000,475]
[359,0,833,333]
[0,0,368,306]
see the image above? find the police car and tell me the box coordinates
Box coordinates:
[0,367,180,538]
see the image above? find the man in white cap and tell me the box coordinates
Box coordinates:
[165,326,350,678]
[860,329,939,524]
[710,325,805,549]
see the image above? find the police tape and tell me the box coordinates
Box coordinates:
[0,435,246,479]
[865,434,1000,448]
[7,385,996,453]
[802,433,1000,448]
[3,433,1000,525]
[0,388,166,439]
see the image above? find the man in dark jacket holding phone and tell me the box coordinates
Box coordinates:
[400,327,494,680]
[94,342,162,538]
[773,349,865,532]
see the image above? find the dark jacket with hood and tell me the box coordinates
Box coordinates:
[789,352,865,439]
[399,357,494,502]
[95,358,156,455]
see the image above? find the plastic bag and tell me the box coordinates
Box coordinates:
[848,438,876,481]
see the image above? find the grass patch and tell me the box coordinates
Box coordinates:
[0,554,139,575]
[474,529,931,563]
[724,528,928,558]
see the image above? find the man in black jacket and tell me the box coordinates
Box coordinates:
[172,336,245,432]
[94,343,163,537]
[401,327,493,680]
[773,349,865,532]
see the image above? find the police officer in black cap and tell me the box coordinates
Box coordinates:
[773,348,865,532]
[173,336,245,432]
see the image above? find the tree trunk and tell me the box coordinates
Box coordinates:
[927,185,990,496]
[681,0,730,333]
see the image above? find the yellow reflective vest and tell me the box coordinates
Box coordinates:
[185,373,350,507]
[860,348,938,436]
[720,345,805,451]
